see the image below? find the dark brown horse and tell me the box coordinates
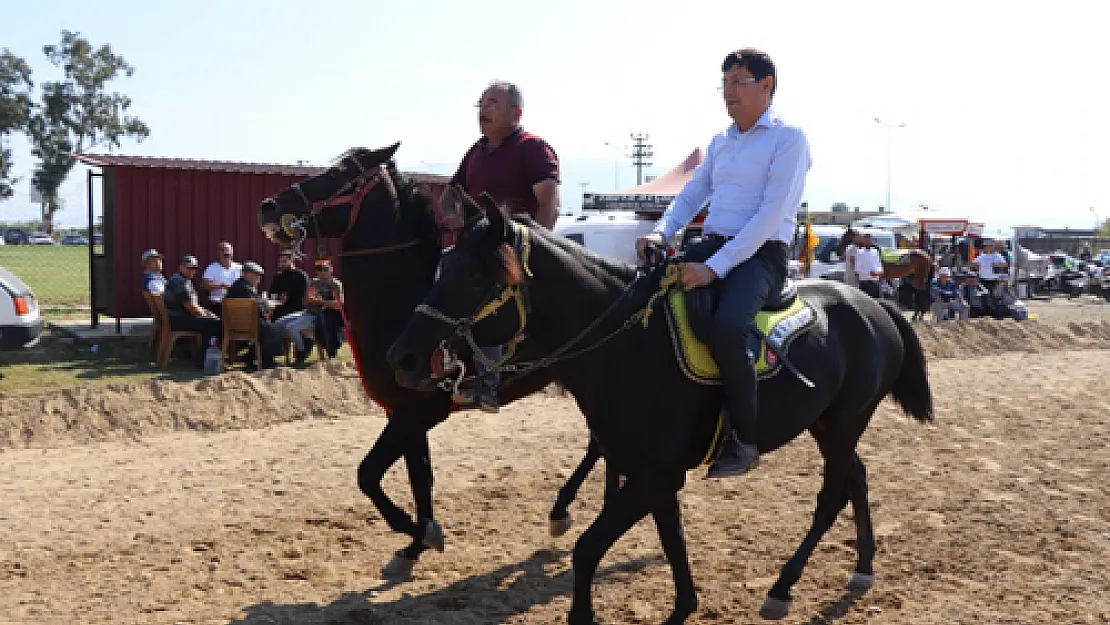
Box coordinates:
[838,228,934,320]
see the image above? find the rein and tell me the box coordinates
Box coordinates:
[416,224,661,387]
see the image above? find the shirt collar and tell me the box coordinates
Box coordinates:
[727,107,778,137]
[479,125,524,146]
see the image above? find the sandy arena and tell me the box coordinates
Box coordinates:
[1,299,1109,624]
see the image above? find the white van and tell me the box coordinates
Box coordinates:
[0,265,44,349]
[554,211,659,265]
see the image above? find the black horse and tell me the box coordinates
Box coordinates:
[257,144,608,578]
[387,194,934,625]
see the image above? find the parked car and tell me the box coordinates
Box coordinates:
[27,233,56,245]
[61,234,89,245]
[0,265,44,349]
[3,229,27,245]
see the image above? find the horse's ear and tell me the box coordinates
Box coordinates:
[366,142,401,166]
[479,192,510,242]
[456,186,482,222]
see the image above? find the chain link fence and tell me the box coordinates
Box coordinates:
[0,226,97,315]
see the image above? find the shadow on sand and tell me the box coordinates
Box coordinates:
[228,549,665,625]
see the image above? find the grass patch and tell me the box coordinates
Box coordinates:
[0,245,99,305]
[0,329,354,394]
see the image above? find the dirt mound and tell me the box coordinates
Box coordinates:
[0,362,382,450]
[5,318,1110,451]
[915,319,1110,359]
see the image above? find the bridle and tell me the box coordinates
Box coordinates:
[263,154,421,261]
[414,222,654,393]
[414,226,534,380]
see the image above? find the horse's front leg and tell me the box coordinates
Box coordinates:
[357,407,447,577]
[382,432,441,577]
[569,472,678,625]
[549,437,603,537]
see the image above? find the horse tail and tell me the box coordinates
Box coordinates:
[878,300,934,422]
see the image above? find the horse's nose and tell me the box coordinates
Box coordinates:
[386,341,419,375]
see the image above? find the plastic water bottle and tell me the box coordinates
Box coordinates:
[203,338,222,376]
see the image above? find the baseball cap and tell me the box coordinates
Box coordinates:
[939,267,952,276]
[181,255,199,268]
[242,261,264,274]
[141,249,163,264]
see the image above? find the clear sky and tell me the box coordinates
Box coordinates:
[2,0,1107,234]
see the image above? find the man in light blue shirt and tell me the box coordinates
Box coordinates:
[637,49,811,478]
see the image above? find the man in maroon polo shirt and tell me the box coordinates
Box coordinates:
[437,80,561,412]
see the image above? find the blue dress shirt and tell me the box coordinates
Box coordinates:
[653,107,811,277]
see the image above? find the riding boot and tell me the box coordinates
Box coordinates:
[707,349,761,479]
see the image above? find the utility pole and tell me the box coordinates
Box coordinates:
[629,132,653,186]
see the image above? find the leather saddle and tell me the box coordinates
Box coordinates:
[680,236,798,345]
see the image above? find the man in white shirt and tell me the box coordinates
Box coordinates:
[972,240,1009,306]
[200,240,242,316]
[854,234,884,298]
[636,49,811,479]
[843,231,860,287]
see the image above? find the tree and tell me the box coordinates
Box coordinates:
[0,49,33,200]
[28,31,149,232]
[1098,218,1110,239]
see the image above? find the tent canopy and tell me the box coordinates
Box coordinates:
[614,148,703,195]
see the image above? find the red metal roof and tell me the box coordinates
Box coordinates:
[73,153,450,184]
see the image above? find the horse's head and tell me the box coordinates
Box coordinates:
[257,143,403,248]
[387,192,527,390]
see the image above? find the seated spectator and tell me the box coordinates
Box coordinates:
[141,249,166,294]
[958,272,990,318]
[164,255,222,346]
[270,251,315,367]
[269,249,309,321]
[854,234,884,298]
[200,240,242,317]
[225,261,284,369]
[929,267,968,321]
[307,259,345,358]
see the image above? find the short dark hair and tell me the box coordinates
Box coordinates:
[721,48,777,98]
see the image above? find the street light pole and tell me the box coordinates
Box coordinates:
[603,141,621,190]
[875,118,906,212]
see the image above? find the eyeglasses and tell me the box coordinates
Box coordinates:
[718,77,758,93]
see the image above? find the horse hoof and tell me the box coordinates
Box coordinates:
[381,552,416,579]
[422,519,445,552]
[847,572,877,591]
[759,597,792,620]
[549,514,573,538]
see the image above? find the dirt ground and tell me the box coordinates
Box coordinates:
[1,297,1109,625]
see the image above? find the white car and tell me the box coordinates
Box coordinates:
[27,233,56,245]
[0,266,44,349]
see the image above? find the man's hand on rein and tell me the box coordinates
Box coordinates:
[680,263,718,291]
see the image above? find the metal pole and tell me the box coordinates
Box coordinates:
[603,141,620,190]
[875,118,905,212]
[88,169,98,330]
[884,128,892,213]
